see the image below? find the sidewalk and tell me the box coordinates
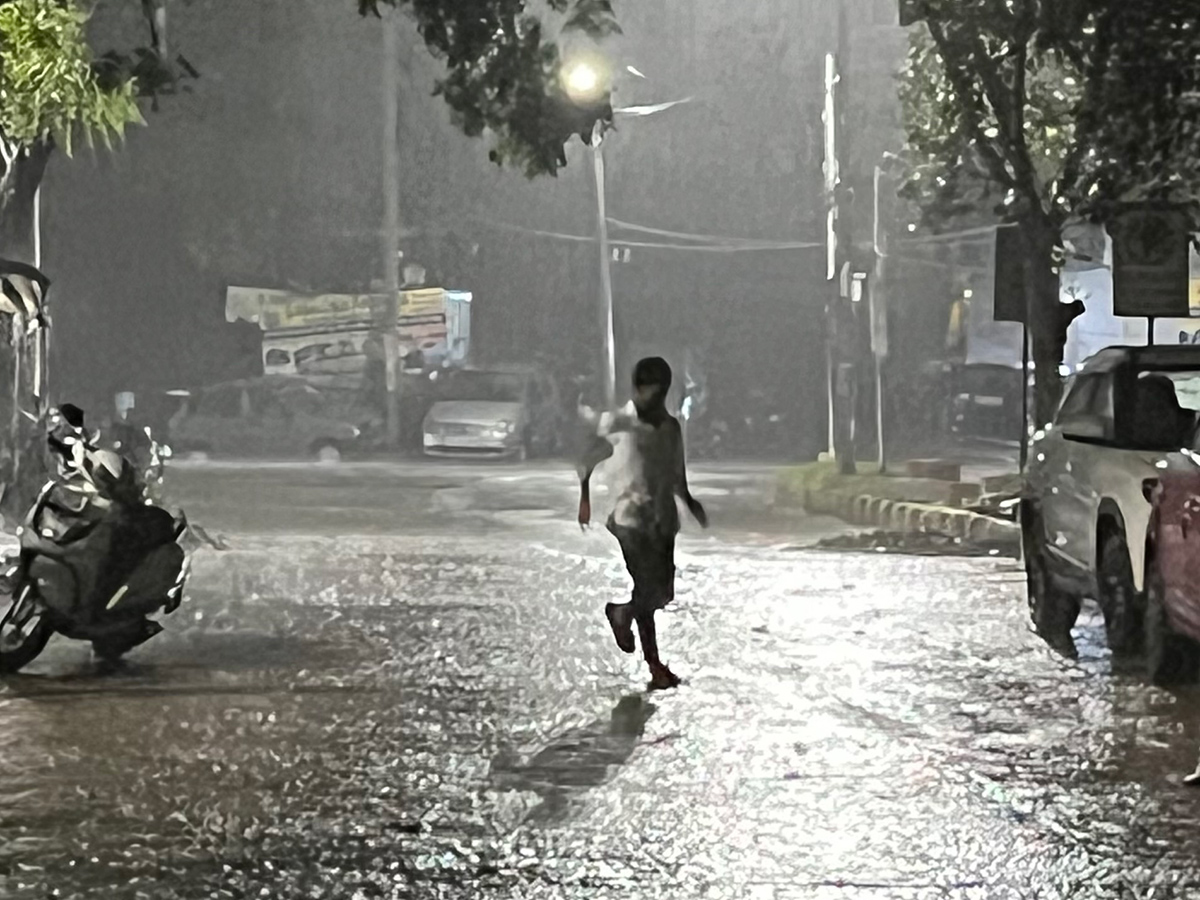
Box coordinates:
[778,441,1022,548]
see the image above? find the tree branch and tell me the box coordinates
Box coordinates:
[1058,4,1117,208]
[924,17,1017,192]
[967,33,1041,205]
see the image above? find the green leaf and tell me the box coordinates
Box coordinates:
[0,0,143,155]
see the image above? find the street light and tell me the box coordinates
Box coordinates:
[563,57,690,408]
[565,62,601,100]
[563,58,610,104]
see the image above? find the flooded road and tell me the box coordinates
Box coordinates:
[2,461,1200,898]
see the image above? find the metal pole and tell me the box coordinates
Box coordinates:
[593,131,616,408]
[381,11,402,448]
[1148,316,1156,346]
[33,187,40,268]
[872,164,887,473]
[1019,327,1030,472]
[32,186,42,403]
[875,358,885,471]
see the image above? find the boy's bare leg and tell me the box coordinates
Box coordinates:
[1185,754,1200,786]
[636,611,680,689]
[605,602,635,653]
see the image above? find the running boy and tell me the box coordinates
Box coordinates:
[577,357,708,690]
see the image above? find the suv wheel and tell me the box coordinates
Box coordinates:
[1145,565,1200,684]
[1097,529,1143,655]
[1022,502,1079,655]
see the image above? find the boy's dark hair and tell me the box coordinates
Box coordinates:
[633,357,672,390]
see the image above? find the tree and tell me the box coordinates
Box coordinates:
[359,0,619,178]
[898,0,1200,426]
[0,0,172,261]
[0,0,620,515]
[0,0,620,262]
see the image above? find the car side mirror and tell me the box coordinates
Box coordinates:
[1144,478,1160,503]
[1061,419,1106,442]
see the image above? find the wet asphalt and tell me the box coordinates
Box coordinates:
[2,460,1200,899]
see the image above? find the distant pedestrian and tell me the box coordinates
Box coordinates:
[577,357,708,690]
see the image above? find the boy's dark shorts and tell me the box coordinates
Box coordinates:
[607,519,676,616]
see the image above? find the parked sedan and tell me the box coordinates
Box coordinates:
[422,366,562,460]
[169,376,374,462]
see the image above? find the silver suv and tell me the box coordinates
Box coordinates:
[1023,346,1200,662]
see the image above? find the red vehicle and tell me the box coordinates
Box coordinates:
[1145,463,1200,683]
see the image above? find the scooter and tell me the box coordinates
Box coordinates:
[0,468,190,673]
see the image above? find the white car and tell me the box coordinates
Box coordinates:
[421,366,562,460]
[1023,346,1200,659]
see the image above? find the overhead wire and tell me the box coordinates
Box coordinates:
[474,217,822,253]
[896,223,1015,246]
[605,217,813,249]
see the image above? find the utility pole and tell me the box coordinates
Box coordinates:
[380,9,402,448]
[591,124,617,409]
[824,1,856,474]
[822,48,839,460]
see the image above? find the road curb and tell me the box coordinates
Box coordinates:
[803,485,1020,546]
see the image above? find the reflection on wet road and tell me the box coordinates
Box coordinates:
[2,461,1200,898]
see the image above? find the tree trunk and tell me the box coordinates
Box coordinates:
[0,142,51,264]
[0,142,53,526]
[1021,211,1068,430]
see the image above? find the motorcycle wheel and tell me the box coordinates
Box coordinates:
[0,589,55,673]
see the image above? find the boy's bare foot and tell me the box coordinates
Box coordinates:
[648,663,681,691]
[605,603,636,654]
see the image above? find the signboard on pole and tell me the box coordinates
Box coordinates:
[1110,206,1191,318]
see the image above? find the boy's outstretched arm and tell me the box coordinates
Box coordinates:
[577,433,614,529]
[672,419,708,528]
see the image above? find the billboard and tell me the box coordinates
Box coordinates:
[225,287,378,332]
[227,286,472,377]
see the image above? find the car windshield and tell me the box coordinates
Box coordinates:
[442,372,524,403]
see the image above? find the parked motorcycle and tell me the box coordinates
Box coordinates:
[0,409,190,672]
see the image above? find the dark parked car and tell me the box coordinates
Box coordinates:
[168,376,378,462]
[951,363,1024,441]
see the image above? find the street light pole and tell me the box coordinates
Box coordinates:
[591,125,617,409]
[564,59,690,410]
[872,162,890,473]
[380,8,402,448]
